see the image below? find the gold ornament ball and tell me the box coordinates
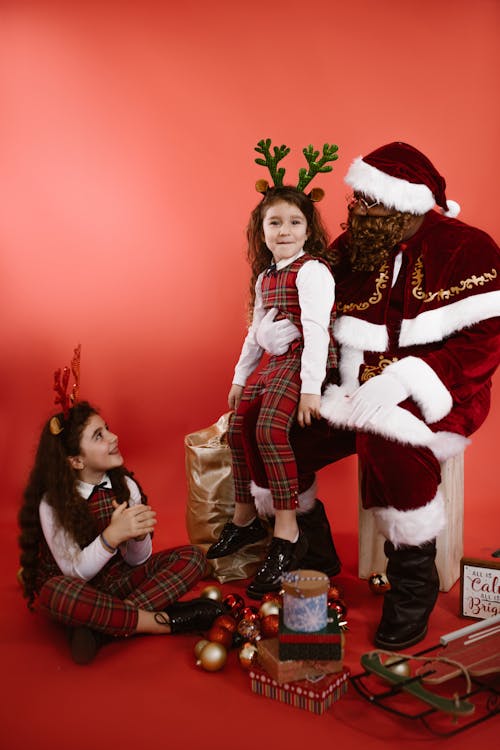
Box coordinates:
[196,641,227,672]
[385,655,411,678]
[200,585,223,602]
[194,639,210,659]
[259,600,280,618]
[238,641,258,670]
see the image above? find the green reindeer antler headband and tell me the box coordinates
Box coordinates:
[254,138,339,202]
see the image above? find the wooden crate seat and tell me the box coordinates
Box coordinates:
[358,452,464,593]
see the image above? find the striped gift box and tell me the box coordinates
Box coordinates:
[249,666,350,715]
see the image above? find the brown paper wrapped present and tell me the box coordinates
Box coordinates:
[185,412,271,583]
[257,637,343,684]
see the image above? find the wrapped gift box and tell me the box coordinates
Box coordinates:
[278,612,344,661]
[249,666,350,715]
[257,638,343,684]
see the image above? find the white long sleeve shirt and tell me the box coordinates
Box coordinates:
[39,474,152,581]
[233,251,335,395]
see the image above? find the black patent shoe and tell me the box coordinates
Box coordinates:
[206,517,267,559]
[246,533,308,600]
[163,598,228,634]
[69,626,101,665]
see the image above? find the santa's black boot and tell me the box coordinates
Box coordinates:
[374,539,439,651]
[296,499,341,577]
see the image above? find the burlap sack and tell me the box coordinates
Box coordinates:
[184,412,271,583]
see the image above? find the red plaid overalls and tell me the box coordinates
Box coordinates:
[37,487,205,636]
[228,255,336,510]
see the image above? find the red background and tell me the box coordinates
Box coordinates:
[0,2,499,746]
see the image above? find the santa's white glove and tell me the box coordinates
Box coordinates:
[347,373,409,429]
[256,307,301,355]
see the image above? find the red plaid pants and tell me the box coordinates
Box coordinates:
[38,545,205,636]
[229,350,303,510]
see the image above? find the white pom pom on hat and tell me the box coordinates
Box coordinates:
[345,141,460,217]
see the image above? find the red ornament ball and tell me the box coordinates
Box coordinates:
[222,593,245,618]
[238,641,258,670]
[240,606,259,622]
[368,572,391,594]
[327,585,343,601]
[260,614,279,639]
[327,598,348,620]
[207,624,233,649]
[213,614,237,633]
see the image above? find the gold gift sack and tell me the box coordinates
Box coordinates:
[185,412,271,583]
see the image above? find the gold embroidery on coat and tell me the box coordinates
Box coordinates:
[337,262,390,312]
[412,256,498,303]
[360,356,399,382]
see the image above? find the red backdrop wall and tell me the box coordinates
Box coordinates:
[1,0,498,554]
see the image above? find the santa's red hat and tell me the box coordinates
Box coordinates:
[345,141,460,218]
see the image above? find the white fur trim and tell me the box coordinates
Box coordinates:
[373,489,446,547]
[251,478,317,517]
[443,200,460,218]
[430,431,470,462]
[320,384,468,461]
[384,357,452,423]
[400,290,500,346]
[345,156,435,215]
[335,315,388,352]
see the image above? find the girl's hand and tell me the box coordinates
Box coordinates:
[228,384,244,411]
[297,394,321,428]
[104,501,157,547]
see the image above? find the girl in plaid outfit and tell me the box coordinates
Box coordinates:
[207,186,337,598]
[19,401,225,663]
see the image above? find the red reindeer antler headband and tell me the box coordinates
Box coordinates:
[49,344,81,435]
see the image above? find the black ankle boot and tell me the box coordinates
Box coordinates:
[69,626,101,665]
[246,532,308,600]
[206,517,267,559]
[296,499,341,577]
[164,598,227,634]
[374,539,439,651]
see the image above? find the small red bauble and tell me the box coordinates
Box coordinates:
[222,593,245,618]
[327,585,343,601]
[327,598,348,620]
[368,572,391,594]
[238,641,258,670]
[213,614,237,633]
[260,614,279,639]
[240,606,259,622]
[207,624,233,649]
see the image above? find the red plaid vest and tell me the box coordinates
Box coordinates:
[261,254,337,368]
[37,487,117,587]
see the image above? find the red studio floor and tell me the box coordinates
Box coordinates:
[2,464,498,750]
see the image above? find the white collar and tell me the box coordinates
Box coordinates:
[275,249,305,271]
[77,474,111,499]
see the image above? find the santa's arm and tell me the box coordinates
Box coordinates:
[383,316,500,423]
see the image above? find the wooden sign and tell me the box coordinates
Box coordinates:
[460,557,500,619]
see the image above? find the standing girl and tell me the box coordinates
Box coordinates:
[207,141,339,599]
[19,396,225,664]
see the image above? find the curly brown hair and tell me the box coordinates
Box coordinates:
[18,401,147,608]
[246,186,331,316]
